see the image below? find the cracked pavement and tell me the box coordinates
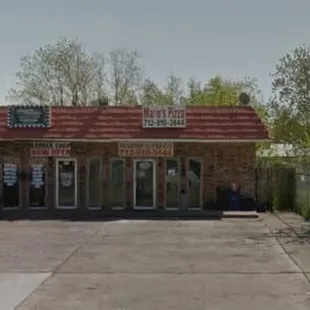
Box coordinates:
[0,214,308,309]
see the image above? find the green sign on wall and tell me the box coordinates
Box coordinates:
[7,105,51,128]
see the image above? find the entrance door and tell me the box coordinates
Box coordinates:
[86,158,102,209]
[187,158,202,210]
[164,158,180,210]
[134,159,156,209]
[56,158,77,209]
[29,162,47,209]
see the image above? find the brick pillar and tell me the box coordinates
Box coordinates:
[20,147,28,210]
[157,158,164,208]
[47,157,55,210]
[102,158,109,210]
[180,157,187,192]
[126,158,133,209]
[204,149,217,206]
[78,155,86,209]
[0,156,3,210]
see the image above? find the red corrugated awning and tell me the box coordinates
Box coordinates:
[0,106,269,141]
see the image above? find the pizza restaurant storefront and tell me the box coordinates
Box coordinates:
[0,104,269,217]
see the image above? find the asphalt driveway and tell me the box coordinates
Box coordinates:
[0,214,309,310]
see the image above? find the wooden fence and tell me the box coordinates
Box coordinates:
[295,171,310,219]
[255,166,296,211]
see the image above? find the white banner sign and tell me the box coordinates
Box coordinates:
[142,106,186,128]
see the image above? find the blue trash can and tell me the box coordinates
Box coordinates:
[229,192,241,211]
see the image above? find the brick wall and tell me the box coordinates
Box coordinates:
[174,142,256,202]
[0,141,256,212]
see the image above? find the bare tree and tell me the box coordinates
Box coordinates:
[6,37,107,106]
[108,48,143,105]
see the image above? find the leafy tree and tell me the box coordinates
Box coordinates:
[7,37,143,106]
[185,76,264,107]
[269,44,310,157]
[140,73,184,106]
[140,74,267,119]
[140,78,166,105]
[7,37,106,106]
[184,76,268,124]
[271,45,310,120]
[204,76,240,105]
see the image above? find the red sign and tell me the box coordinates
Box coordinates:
[118,142,173,157]
[30,147,71,157]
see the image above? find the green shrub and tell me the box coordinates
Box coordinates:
[303,206,310,220]
[295,194,310,220]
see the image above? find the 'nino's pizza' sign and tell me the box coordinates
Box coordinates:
[142,106,186,128]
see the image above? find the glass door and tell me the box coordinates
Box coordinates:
[109,159,125,210]
[187,158,202,210]
[164,159,180,209]
[56,159,77,209]
[29,162,47,208]
[134,159,155,209]
[86,158,102,209]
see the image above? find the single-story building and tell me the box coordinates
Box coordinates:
[0,104,269,217]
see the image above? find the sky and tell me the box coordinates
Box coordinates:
[0,0,309,104]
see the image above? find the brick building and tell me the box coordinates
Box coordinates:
[0,104,269,218]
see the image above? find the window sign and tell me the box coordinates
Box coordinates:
[2,163,19,208]
[142,106,186,128]
[7,105,50,128]
[30,142,71,157]
[29,164,46,208]
[30,164,45,189]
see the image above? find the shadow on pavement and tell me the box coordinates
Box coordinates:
[0,209,260,222]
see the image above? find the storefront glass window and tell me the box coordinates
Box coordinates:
[2,162,19,209]
[109,159,125,209]
[134,160,155,209]
[57,159,77,208]
[87,158,102,209]
[188,159,202,209]
[165,159,180,209]
[29,163,46,208]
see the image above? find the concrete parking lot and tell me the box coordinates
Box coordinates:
[0,213,309,310]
